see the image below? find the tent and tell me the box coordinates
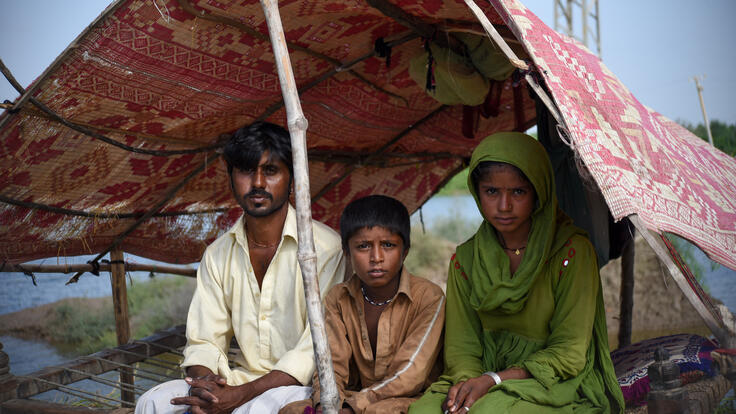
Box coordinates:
[1,0,735,406]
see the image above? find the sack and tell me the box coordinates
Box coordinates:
[409,42,489,106]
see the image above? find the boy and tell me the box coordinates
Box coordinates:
[281,195,445,414]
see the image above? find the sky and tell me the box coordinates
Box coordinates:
[0,0,734,125]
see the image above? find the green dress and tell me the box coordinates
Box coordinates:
[409,132,624,413]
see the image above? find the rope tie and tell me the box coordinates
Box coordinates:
[374,37,393,68]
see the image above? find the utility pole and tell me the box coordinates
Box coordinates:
[554,0,601,57]
[693,75,714,146]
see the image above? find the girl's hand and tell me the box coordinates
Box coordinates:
[442,375,495,413]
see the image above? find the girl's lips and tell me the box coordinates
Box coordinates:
[495,217,515,224]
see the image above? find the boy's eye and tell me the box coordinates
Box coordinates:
[381,241,396,248]
[355,242,370,249]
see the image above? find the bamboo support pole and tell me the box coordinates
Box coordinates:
[463,0,568,131]
[628,215,735,348]
[617,236,635,348]
[259,1,340,412]
[2,262,196,278]
[110,248,135,407]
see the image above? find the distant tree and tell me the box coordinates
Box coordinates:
[678,119,736,157]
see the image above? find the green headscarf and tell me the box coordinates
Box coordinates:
[457,132,583,314]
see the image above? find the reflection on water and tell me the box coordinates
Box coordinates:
[1,335,67,375]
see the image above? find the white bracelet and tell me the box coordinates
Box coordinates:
[483,371,502,386]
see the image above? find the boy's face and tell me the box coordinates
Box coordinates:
[347,226,406,290]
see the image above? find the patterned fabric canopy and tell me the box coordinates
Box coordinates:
[0,0,733,271]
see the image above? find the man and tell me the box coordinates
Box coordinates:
[136,122,346,414]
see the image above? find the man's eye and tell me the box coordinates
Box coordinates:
[264,166,278,175]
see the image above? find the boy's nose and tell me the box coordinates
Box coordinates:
[370,245,383,263]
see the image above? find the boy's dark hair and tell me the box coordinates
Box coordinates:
[223,121,293,177]
[340,195,411,252]
[470,161,530,193]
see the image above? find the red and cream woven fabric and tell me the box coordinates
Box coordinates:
[0,0,733,272]
[493,0,736,269]
[0,0,531,264]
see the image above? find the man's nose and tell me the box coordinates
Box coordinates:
[252,169,266,188]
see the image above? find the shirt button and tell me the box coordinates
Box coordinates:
[261,315,267,321]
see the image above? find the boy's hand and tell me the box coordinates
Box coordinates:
[442,375,494,413]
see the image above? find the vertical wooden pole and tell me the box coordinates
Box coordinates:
[618,236,635,348]
[110,248,134,407]
[258,1,340,413]
[629,215,734,348]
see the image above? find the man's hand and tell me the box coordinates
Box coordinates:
[171,376,251,414]
[442,375,494,413]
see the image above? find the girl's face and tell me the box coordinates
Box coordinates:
[476,165,536,241]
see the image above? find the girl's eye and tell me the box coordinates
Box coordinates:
[513,188,526,195]
[485,187,497,195]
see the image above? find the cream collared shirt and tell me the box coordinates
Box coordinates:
[181,205,346,385]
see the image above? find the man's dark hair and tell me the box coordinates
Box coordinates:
[223,121,293,177]
[470,161,530,194]
[340,195,411,252]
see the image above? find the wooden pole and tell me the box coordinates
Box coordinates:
[109,248,134,407]
[617,236,635,348]
[258,1,340,413]
[463,0,567,133]
[3,262,196,278]
[693,75,714,146]
[628,215,735,348]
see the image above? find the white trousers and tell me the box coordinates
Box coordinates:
[135,379,311,414]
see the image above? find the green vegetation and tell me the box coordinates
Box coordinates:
[679,119,736,156]
[48,275,195,356]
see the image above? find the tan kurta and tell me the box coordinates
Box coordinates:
[282,269,445,414]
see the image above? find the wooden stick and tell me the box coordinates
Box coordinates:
[0,0,127,130]
[66,154,218,285]
[617,236,635,348]
[109,248,134,407]
[367,0,466,54]
[2,326,186,402]
[0,193,226,220]
[311,105,449,203]
[259,1,340,412]
[463,0,567,131]
[2,262,196,277]
[628,214,734,348]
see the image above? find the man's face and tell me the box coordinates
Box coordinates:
[231,150,291,217]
